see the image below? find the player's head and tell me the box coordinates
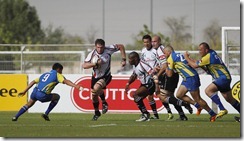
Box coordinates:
[142,34,152,50]
[152,35,161,49]
[163,45,174,58]
[95,39,105,54]
[128,51,140,66]
[198,42,210,57]
[52,63,63,74]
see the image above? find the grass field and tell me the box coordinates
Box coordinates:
[0,112,241,138]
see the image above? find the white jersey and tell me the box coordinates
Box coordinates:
[141,47,158,68]
[84,45,120,78]
[155,45,167,67]
[133,60,154,85]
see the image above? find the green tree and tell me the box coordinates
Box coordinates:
[0,0,44,44]
[126,25,170,50]
[164,16,192,50]
[203,19,221,50]
[0,0,44,71]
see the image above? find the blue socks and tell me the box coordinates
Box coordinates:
[15,105,28,118]
[210,94,225,110]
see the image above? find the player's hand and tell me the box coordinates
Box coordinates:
[125,83,130,94]
[18,92,26,97]
[184,51,190,58]
[76,85,84,91]
[121,59,126,67]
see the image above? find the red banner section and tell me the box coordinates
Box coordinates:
[70,76,164,113]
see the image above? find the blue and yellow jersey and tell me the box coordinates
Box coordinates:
[34,70,65,94]
[167,51,198,80]
[197,49,231,80]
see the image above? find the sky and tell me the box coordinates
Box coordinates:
[27,0,240,45]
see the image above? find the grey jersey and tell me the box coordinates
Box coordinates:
[133,60,154,85]
[85,45,119,78]
[141,47,159,69]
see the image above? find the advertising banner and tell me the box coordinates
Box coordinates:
[28,74,240,114]
[0,74,27,111]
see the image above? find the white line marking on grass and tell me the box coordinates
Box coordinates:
[89,124,117,128]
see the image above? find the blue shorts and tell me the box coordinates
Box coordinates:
[213,76,232,93]
[30,87,53,102]
[181,75,201,92]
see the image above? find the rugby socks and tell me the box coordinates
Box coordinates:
[92,100,100,112]
[137,99,148,114]
[15,105,29,118]
[232,100,240,113]
[45,100,58,115]
[167,96,185,107]
[99,92,107,104]
[173,105,184,116]
[194,103,200,109]
[162,102,172,114]
[149,100,158,117]
[208,109,216,117]
[210,94,225,110]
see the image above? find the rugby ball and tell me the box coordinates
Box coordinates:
[91,55,99,64]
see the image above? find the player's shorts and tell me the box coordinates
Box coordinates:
[91,74,112,89]
[30,87,53,102]
[181,75,201,92]
[213,76,232,93]
[140,79,155,95]
[158,73,179,93]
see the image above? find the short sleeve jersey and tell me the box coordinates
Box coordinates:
[196,49,231,80]
[167,51,198,80]
[141,47,158,68]
[34,70,65,94]
[85,45,120,78]
[133,60,154,85]
[155,45,167,67]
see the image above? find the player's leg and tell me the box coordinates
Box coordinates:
[12,99,36,121]
[91,77,106,120]
[221,90,240,113]
[134,85,154,121]
[99,75,112,114]
[162,102,173,120]
[190,89,217,122]
[205,83,227,112]
[147,94,159,119]
[12,88,38,121]
[42,93,60,121]
[99,90,108,114]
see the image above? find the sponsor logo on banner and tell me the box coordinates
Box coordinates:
[231,80,240,103]
[70,76,163,112]
[0,74,27,111]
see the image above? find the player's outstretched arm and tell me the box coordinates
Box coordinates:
[18,80,36,97]
[63,79,83,91]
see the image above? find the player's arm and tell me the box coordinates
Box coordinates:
[116,44,126,67]
[156,62,167,77]
[18,80,37,97]
[82,61,98,69]
[63,79,83,91]
[184,51,199,68]
[125,72,137,93]
[58,74,83,91]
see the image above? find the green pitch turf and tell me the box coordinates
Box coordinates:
[0,112,240,138]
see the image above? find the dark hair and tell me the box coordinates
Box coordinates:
[142,34,152,41]
[129,51,140,60]
[95,39,105,46]
[52,63,63,70]
[199,42,210,50]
